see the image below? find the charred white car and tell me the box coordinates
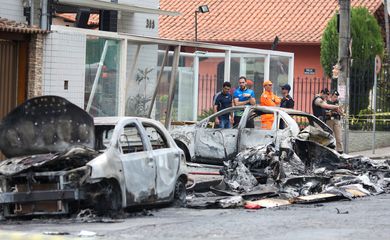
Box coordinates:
[0,96,187,217]
[171,106,335,164]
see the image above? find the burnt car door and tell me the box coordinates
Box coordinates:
[142,121,180,202]
[118,120,157,205]
[238,109,277,151]
[194,108,240,162]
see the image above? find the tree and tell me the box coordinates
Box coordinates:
[320,7,384,115]
[321,7,384,78]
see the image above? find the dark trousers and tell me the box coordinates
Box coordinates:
[233,116,241,127]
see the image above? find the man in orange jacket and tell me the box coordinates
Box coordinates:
[260,80,281,129]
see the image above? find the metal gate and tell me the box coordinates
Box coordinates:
[0,39,18,160]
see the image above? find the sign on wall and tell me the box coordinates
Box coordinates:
[304,68,316,75]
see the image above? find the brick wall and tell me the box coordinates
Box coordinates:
[27,34,44,98]
[42,31,86,108]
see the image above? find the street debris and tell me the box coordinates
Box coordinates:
[188,135,390,210]
[335,208,349,214]
[216,196,244,208]
[43,231,70,235]
[245,198,291,208]
[78,230,99,237]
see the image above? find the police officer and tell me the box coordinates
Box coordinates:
[326,90,344,154]
[312,88,340,122]
[280,84,294,109]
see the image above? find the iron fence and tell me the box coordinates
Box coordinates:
[198,74,218,115]
[292,77,332,114]
[292,58,390,131]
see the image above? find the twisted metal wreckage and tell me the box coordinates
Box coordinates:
[187,125,390,209]
[0,96,187,217]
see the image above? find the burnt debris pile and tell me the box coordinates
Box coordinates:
[217,138,390,201]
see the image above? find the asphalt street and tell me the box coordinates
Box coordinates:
[1,193,390,240]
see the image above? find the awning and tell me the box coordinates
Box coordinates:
[57,0,180,16]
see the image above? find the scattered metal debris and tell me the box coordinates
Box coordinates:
[78,230,99,237]
[335,208,349,214]
[43,231,70,235]
[245,198,291,208]
[192,137,390,209]
[216,196,244,208]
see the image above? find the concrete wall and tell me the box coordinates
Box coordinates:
[0,0,25,23]
[348,131,390,153]
[42,30,86,108]
[117,0,159,37]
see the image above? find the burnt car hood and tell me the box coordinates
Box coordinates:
[0,146,98,176]
[0,96,95,159]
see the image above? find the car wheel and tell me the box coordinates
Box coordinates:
[91,180,122,215]
[172,179,187,207]
[175,141,192,163]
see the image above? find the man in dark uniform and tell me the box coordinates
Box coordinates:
[214,82,234,128]
[312,88,340,122]
[326,90,344,153]
[280,84,294,109]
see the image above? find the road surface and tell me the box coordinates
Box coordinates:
[1,194,390,240]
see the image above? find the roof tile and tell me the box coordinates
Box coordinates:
[159,0,383,43]
[0,18,47,34]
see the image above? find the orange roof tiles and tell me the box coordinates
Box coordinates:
[159,0,383,44]
[55,13,100,26]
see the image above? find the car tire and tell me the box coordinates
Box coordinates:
[172,179,187,207]
[93,180,122,215]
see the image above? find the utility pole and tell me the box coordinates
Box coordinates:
[384,0,390,56]
[338,0,351,153]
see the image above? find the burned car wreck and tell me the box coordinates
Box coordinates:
[202,139,390,208]
[171,106,336,164]
[176,106,390,208]
[0,96,187,217]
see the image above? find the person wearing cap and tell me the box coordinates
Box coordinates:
[260,80,281,130]
[233,76,256,126]
[246,79,254,89]
[326,90,344,154]
[280,84,294,109]
[312,88,340,122]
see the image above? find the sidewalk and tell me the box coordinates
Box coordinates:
[349,146,390,159]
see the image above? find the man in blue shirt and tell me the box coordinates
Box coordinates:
[233,76,256,127]
[214,82,234,128]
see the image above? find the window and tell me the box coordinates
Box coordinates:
[85,37,121,117]
[291,115,310,130]
[95,126,114,151]
[279,118,289,130]
[246,110,275,129]
[143,124,169,150]
[290,114,332,134]
[120,124,145,154]
[199,109,237,129]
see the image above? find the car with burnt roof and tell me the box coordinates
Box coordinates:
[0,96,187,217]
[171,106,335,164]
